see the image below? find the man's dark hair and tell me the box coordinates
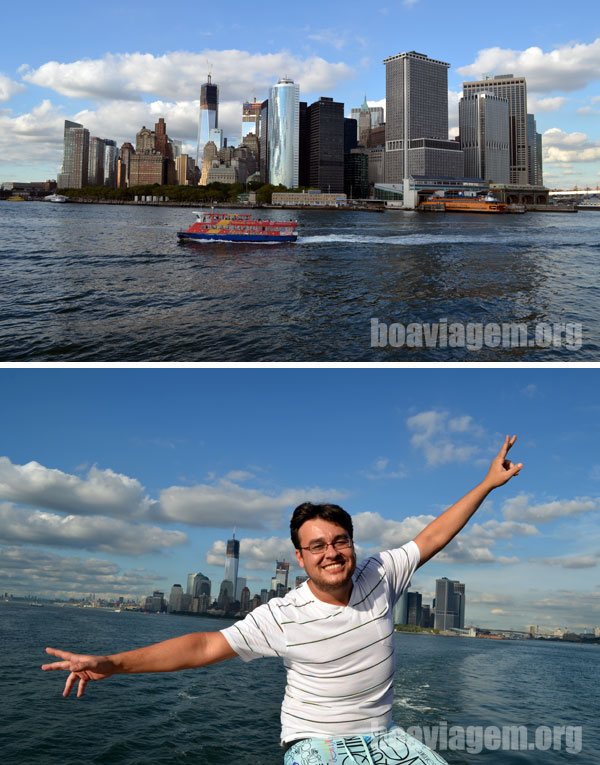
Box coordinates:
[290,503,353,549]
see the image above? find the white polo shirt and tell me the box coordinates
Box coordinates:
[220,541,420,744]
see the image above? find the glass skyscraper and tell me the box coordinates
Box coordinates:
[197,74,219,166]
[224,534,240,599]
[268,78,300,188]
[57,120,90,189]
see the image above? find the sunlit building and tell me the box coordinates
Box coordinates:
[459,92,510,183]
[224,534,240,599]
[268,78,300,188]
[242,99,261,140]
[57,120,89,189]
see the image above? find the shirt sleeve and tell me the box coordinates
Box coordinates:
[379,540,421,603]
[220,601,287,662]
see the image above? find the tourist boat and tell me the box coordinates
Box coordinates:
[419,193,508,213]
[6,194,26,202]
[44,193,69,203]
[177,211,298,243]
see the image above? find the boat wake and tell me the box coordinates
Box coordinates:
[298,233,512,246]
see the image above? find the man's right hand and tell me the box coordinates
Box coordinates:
[41,647,117,698]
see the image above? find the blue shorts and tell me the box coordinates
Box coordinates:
[283,727,448,765]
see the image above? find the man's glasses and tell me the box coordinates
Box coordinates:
[299,535,353,555]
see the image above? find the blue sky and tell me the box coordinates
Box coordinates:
[1,368,599,632]
[1,0,599,188]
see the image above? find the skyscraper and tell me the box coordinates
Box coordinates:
[224,533,240,599]
[308,97,345,193]
[197,74,219,166]
[459,92,510,183]
[57,120,90,189]
[103,139,118,188]
[434,577,465,630]
[384,51,462,187]
[351,100,384,138]
[268,78,300,188]
[527,113,543,186]
[462,75,529,185]
[242,99,261,140]
[88,137,105,186]
[271,560,290,592]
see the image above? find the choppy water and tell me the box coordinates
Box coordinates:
[1,201,599,361]
[1,602,598,764]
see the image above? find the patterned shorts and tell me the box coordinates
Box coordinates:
[283,727,449,765]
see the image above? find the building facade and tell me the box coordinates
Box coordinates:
[434,577,465,630]
[58,120,90,189]
[224,535,240,599]
[527,113,543,186]
[197,74,219,166]
[459,93,510,183]
[384,51,452,185]
[308,97,345,193]
[268,78,300,188]
[462,74,529,185]
[242,99,261,141]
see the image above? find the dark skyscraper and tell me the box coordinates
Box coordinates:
[434,577,465,630]
[259,99,269,183]
[307,97,344,193]
[197,74,219,166]
[224,533,240,599]
[299,101,309,187]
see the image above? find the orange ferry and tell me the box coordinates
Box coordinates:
[419,193,508,214]
[177,211,298,243]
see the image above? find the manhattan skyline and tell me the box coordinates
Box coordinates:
[1,0,598,188]
[0,368,598,631]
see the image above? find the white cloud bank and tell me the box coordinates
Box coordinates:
[406,410,485,466]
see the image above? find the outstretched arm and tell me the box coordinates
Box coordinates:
[413,434,523,567]
[42,630,236,698]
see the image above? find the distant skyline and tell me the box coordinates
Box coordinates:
[1,368,599,632]
[1,0,599,188]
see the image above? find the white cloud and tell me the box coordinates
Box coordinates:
[406,410,483,466]
[542,128,600,164]
[457,38,600,93]
[306,29,348,50]
[0,74,26,102]
[22,50,353,103]
[540,554,598,569]
[157,479,347,528]
[363,457,408,480]
[527,95,567,112]
[0,502,186,554]
[352,511,435,549]
[0,457,154,518]
[503,493,600,523]
[0,545,160,598]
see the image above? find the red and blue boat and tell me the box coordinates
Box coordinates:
[177,210,298,243]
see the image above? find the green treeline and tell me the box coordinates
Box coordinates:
[59,182,295,204]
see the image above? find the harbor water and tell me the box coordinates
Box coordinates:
[1,201,599,361]
[1,602,598,764]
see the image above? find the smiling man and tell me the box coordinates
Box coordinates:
[42,436,523,765]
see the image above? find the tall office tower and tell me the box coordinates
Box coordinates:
[459,93,510,183]
[307,97,345,193]
[209,128,224,150]
[236,577,247,599]
[88,137,105,186]
[527,114,543,186]
[224,533,240,599]
[356,96,372,146]
[118,142,135,188]
[268,78,300,188]
[259,99,269,183]
[187,571,211,598]
[103,139,118,188]
[462,74,529,185]
[239,586,251,613]
[351,100,384,138]
[242,99,261,140]
[271,560,290,592]
[384,51,462,185]
[154,118,176,184]
[392,590,408,625]
[406,591,423,626]
[57,120,90,189]
[298,101,310,187]
[434,577,465,630]
[218,580,234,611]
[197,74,219,166]
[168,584,183,613]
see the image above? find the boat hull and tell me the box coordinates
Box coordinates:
[178,232,297,243]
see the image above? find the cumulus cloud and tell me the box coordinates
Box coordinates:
[503,493,600,523]
[406,410,484,466]
[543,129,600,163]
[0,457,154,518]
[0,502,186,554]
[362,457,408,480]
[0,545,160,598]
[21,50,353,103]
[457,38,600,92]
[157,480,346,528]
[527,95,567,112]
[0,73,26,102]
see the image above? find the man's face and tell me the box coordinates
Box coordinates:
[294,517,356,593]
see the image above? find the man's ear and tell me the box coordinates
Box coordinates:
[295,548,305,570]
